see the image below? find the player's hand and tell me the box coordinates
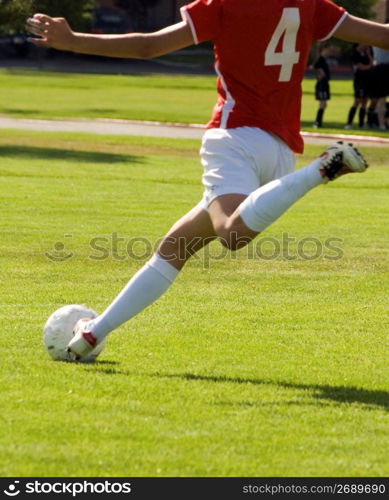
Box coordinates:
[26,14,75,51]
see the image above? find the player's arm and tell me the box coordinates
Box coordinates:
[315,68,325,80]
[355,62,372,70]
[334,15,389,50]
[26,14,194,58]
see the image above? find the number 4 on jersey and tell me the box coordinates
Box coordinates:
[265,8,301,82]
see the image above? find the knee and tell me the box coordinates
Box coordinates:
[217,224,253,251]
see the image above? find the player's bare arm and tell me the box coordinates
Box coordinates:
[334,15,389,49]
[26,14,194,58]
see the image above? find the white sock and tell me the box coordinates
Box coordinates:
[88,254,179,341]
[239,160,326,233]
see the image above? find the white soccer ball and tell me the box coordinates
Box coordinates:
[43,304,104,362]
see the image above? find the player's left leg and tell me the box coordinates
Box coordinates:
[358,97,368,128]
[315,100,327,128]
[367,98,378,128]
[208,193,258,250]
[67,205,216,360]
[346,98,358,128]
[157,204,216,270]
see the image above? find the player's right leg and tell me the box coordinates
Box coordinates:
[236,141,368,237]
[345,98,358,129]
[376,97,387,130]
[67,205,216,360]
[200,128,368,251]
[358,98,368,128]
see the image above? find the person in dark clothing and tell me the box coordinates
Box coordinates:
[372,42,389,130]
[313,43,332,128]
[345,44,374,129]
[385,101,389,128]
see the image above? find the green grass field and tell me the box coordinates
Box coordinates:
[0,129,388,477]
[1,69,388,138]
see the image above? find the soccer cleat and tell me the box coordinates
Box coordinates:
[319,141,368,180]
[66,318,98,361]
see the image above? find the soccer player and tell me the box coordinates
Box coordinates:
[26,0,389,360]
[345,44,374,129]
[313,43,332,128]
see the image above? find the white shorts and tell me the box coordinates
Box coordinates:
[198,127,295,210]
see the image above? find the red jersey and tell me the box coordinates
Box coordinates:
[181,0,346,153]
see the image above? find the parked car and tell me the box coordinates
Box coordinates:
[0,33,29,57]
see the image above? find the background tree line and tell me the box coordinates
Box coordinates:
[0,0,161,33]
[0,0,381,34]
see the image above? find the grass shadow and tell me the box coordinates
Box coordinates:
[80,365,388,410]
[153,372,389,411]
[0,144,144,165]
[77,364,388,411]
[72,359,121,375]
[93,360,120,366]
[0,108,42,116]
